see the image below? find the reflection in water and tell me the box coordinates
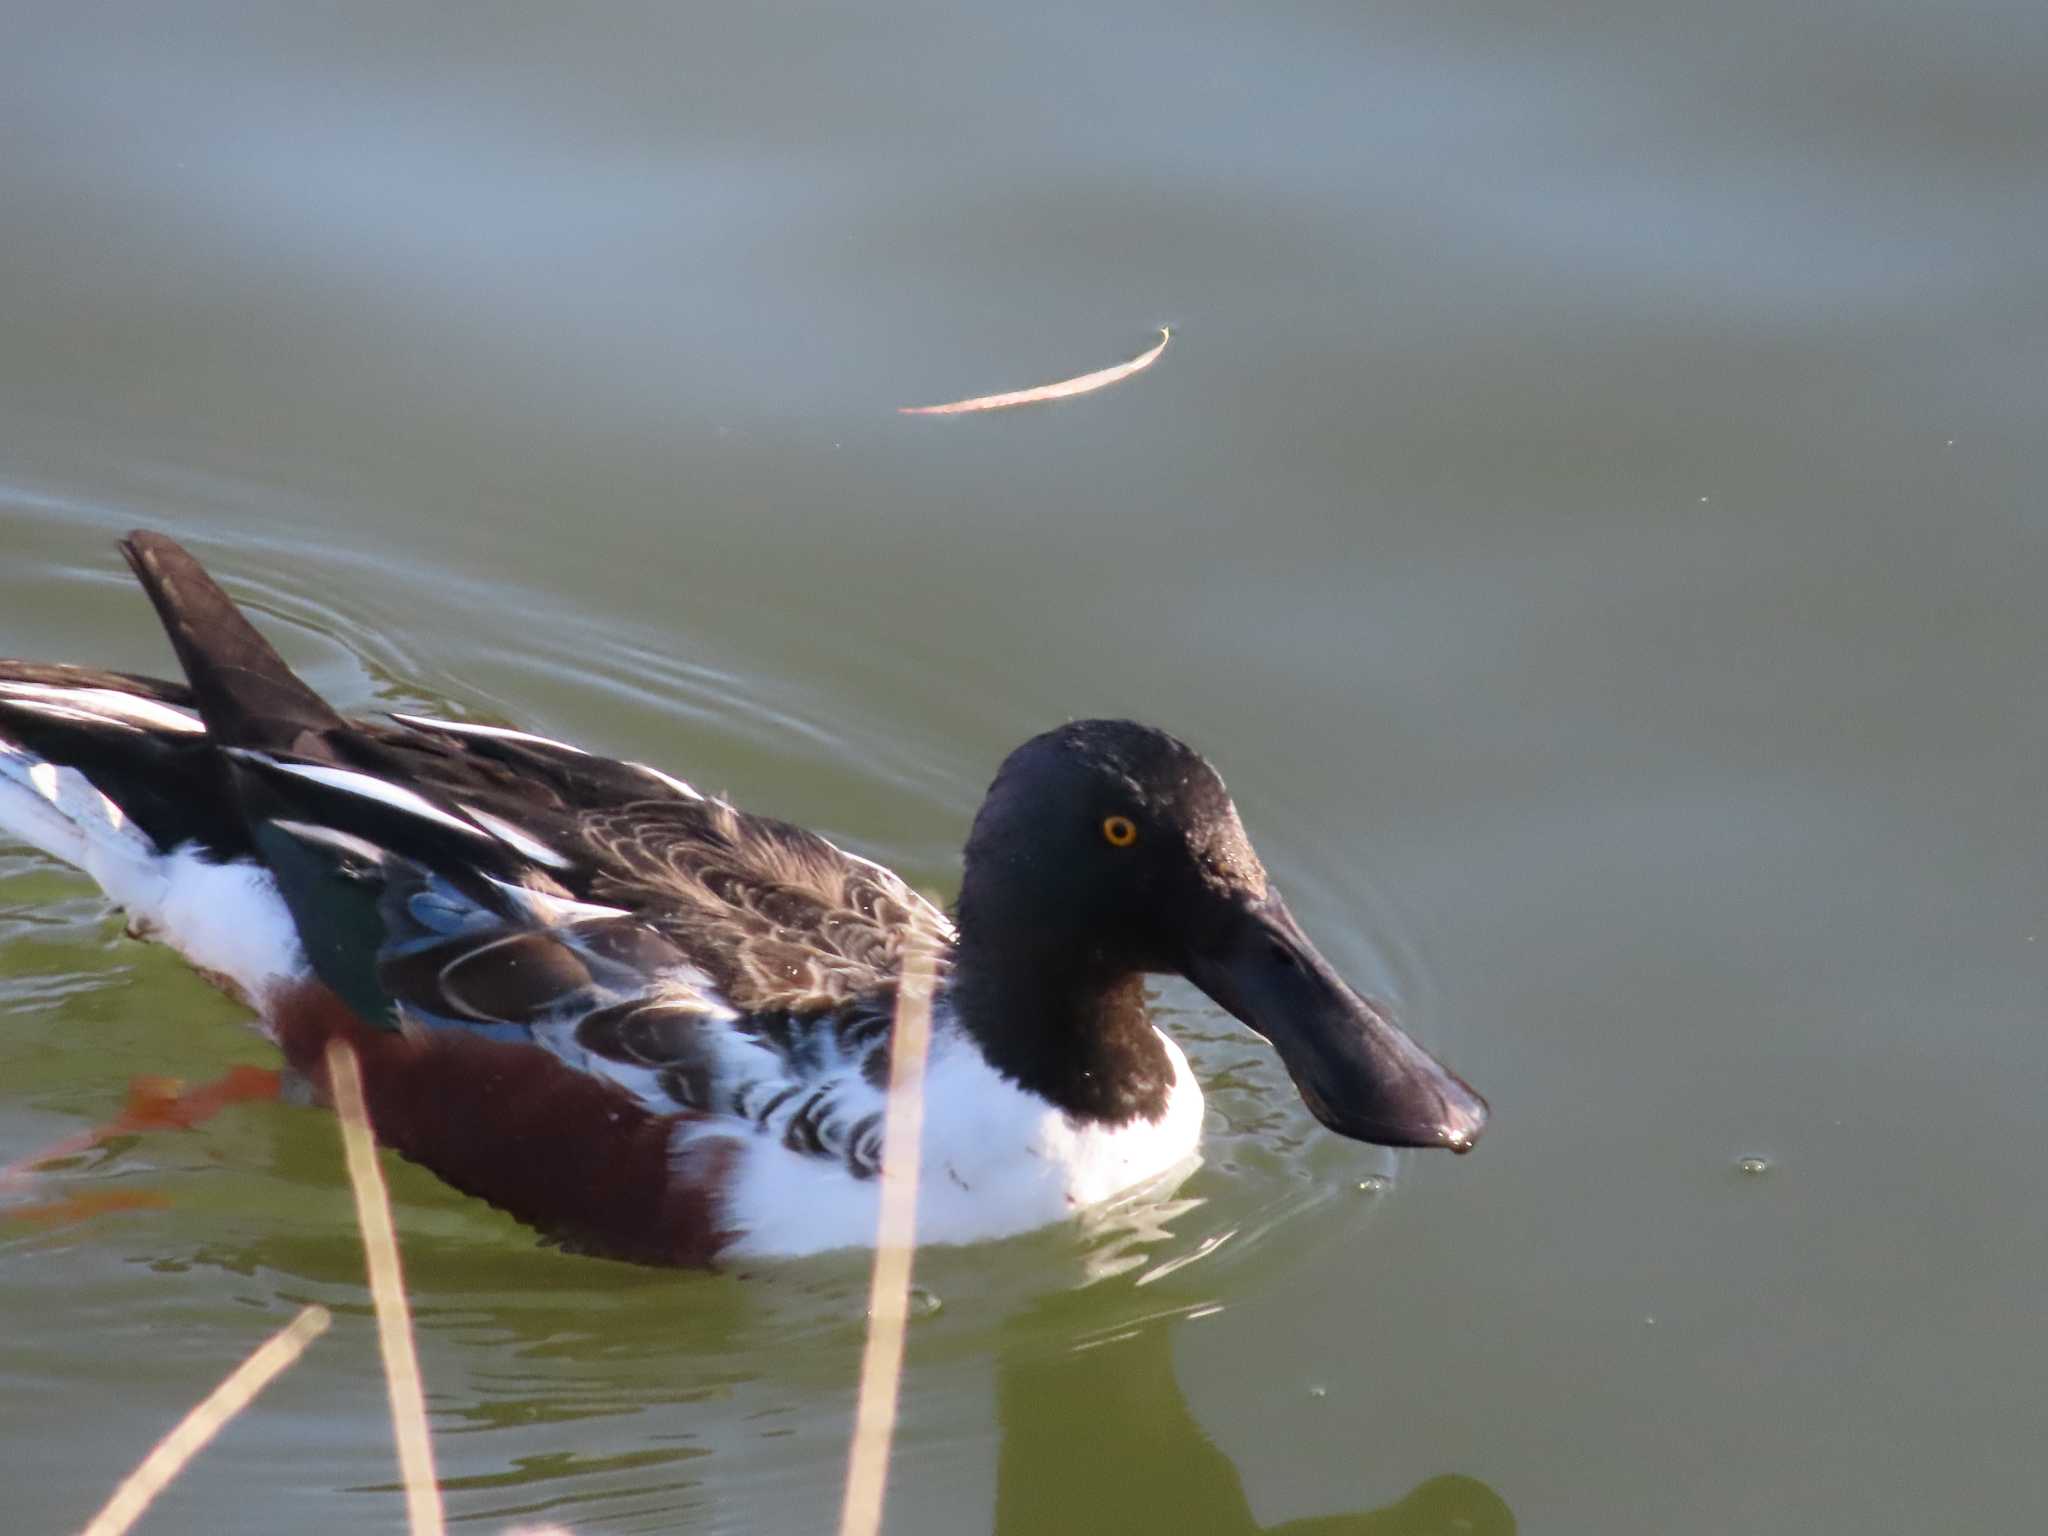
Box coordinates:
[994,1288,1513,1536]
[0,1054,1505,1535]
[124,1202,1510,1533]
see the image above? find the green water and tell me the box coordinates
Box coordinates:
[3,2,2045,1531]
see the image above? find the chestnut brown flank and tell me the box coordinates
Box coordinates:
[273,979,739,1268]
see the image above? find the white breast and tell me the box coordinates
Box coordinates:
[713,1029,1206,1259]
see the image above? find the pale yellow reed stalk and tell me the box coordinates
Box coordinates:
[326,1040,446,1536]
[78,1304,331,1536]
[836,942,939,1536]
[898,327,1170,414]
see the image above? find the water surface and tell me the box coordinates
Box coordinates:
[3,2,2045,1532]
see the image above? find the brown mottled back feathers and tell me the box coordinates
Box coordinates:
[574,797,954,1013]
[292,716,957,1031]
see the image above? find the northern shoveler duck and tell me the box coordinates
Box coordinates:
[0,533,1487,1266]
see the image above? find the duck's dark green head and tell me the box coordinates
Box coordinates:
[956,719,1488,1152]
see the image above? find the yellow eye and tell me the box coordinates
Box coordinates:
[1102,815,1138,848]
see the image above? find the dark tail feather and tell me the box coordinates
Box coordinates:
[119,531,346,753]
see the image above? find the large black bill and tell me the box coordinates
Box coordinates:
[1183,894,1488,1152]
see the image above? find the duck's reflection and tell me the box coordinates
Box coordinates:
[33,1167,1512,1534]
[993,1287,1513,1536]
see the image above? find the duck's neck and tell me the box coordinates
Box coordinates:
[947,925,1175,1126]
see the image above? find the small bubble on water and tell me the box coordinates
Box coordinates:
[1355,1175,1392,1196]
[1308,1384,1328,1399]
[908,1287,943,1318]
[1736,1156,1771,1177]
